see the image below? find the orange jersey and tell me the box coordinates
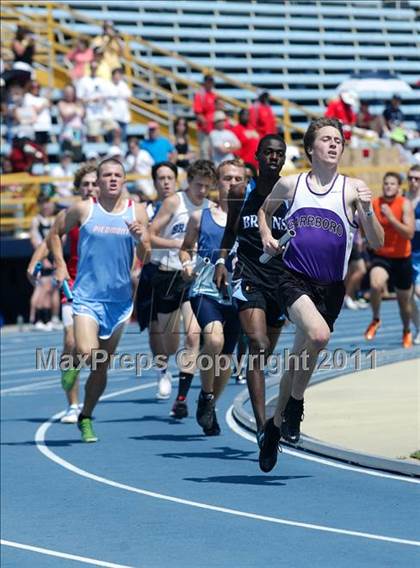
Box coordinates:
[373,195,411,258]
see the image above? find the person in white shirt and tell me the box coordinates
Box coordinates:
[76,61,117,142]
[209,111,240,166]
[50,151,74,205]
[125,136,155,198]
[23,81,52,147]
[108,68,131,143]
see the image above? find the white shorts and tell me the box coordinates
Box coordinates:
[62,303,74,328]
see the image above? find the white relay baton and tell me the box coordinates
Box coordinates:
[259,228,296,264]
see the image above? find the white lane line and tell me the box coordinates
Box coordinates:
[0,539,135,568]
[34,386,420,548]
[225,406,420,485]
[1,378,60,394]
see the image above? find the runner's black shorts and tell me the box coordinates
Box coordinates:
[151,269,191,315]
[370,254,413,290]
[136,263,159,331]
[277,264,345,332]
[232,277,286,329]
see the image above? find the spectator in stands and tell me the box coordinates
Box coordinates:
[50,151,74,204]
[248,91,277,138]
[92,47,112,82]
[91,21,124,75]
[10,26,35,87]
[141,122,175,163]
[29,195,61,331]
[76,61,117,143]
[172,116,195,172]
[125,136,155,199]
[13,88,36,139]
[57,85,85,162]
[9,135,47,173]
[108,68,131,143]
[193,74,217,159]
[209,111,240,166]
[215,97,233,128]
[23,81,52,149]
[231,108,260,169]
[325,90,358,140]
[356,100,384,137]
[65,37,94,84]
[383,94,405,132]
[85,150,99,166]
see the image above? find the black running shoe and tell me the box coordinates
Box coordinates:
[196,392,215,431]
[203,410,221,436]
[170,396,188,419]
[281,397,304,444]
[258,417,281,473]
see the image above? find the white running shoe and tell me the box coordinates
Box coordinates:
[344,296,359,310]
[51,316,63,330]
[356,298,369,309]
[33,321,52,331]
[414,330,420,345]
[156,371,172,400]
[60,405,80,424]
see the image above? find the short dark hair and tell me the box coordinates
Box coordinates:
[204,74,214,82]
[74,164,97,191]
[256,134,285,155]
[383,171,401,184]
[151,161,178,182]
[408,165,420,174]
[303,117,345,162]
[187,159,217,183]
[97,158,125,177]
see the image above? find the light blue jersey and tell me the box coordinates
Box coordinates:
[73,198,136,303]
[189,207,234,305]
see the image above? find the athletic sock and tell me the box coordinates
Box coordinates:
[78,413,91,422]
[200,389,214,401]
[177,372,194,399]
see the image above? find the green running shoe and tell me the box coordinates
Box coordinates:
[61,368,80,392]
[78,417,98,443]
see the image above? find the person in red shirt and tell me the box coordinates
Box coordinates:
[193,74,217,159]
[248,91,277,138]
[231,109,260,169]
[364,172,415,348]
[325,90,358,140]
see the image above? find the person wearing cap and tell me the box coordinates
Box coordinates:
[325,90,358,140]
[248,91,277,139]
[140,122,175,164]
[209,111,240,166]
[86,150,99,165]
[193,74,217,159]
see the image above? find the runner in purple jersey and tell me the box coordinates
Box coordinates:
[256,117,384,472]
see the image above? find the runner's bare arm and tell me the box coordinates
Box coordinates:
[215,181,247,289]
[258,176,297,255]
[49,201,89,283]
[149,194,182,250]
[179,211,201,282]
[350,178,384,250]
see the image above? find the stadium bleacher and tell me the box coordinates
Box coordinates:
[15,0,419,130]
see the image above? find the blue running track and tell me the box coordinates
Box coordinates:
[1,301,419,568]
